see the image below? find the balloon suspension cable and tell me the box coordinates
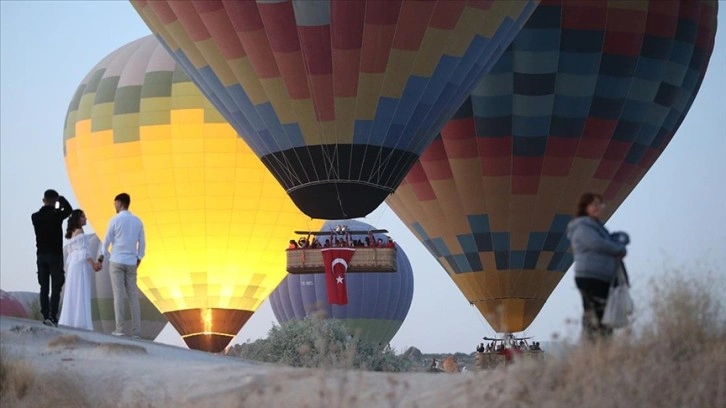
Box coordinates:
[372,202,388,232]
[334,182,348,220]
[470,301,497,339]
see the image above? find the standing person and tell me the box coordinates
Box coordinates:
[566,193,627,341]
[31,189,73,326]
[96,193,145,338]
[58,209,98,330]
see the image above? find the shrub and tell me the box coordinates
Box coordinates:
[228,313,411,372]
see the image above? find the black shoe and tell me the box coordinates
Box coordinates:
[43,318,55,327]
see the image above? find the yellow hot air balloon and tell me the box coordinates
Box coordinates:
[63,35,322,352]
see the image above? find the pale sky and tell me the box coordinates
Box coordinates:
[1,1,724,353]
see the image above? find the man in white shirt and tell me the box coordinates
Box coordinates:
[96,193,145,338]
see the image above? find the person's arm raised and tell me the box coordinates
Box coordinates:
[57,195,73,219]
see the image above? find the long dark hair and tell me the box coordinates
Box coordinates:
[576,193,603,217]
[65,209,85,239]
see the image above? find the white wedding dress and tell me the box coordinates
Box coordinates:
[58,233,94,330]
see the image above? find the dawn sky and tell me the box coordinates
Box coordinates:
[1,1,724,353]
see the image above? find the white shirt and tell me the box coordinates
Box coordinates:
[99,210,145,266]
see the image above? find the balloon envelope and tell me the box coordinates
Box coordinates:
[269,219,413,344]
[63,36,323,352]
[130,0,539,219]
[6,291,39,319]
[387,0,717,332]
[0,290,28,318]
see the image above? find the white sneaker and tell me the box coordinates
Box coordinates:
[131,335,141,340]
[111,331,125,337]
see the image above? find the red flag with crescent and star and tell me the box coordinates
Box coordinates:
[321,248,356,305]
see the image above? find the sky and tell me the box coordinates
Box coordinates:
[1,1,724,353]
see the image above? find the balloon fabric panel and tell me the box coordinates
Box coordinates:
[130,0,540,219]
[386,0,718,333]
[83,234,168,339]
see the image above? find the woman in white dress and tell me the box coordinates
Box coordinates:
[58,209,97,330]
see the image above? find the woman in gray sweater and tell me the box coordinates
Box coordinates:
[566,193,627,341]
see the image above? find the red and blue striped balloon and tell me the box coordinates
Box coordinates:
[387,0,718,333]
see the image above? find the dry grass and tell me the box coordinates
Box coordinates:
[47,334,98,350]
[1,346,88,407]
[46,334,147,357]
[225,266,725,407]
[447,267,726,408]
[92,342,147,355]
[0,346,35,400]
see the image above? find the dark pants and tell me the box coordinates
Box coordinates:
[575,277,613,341]
[37,253,65,321]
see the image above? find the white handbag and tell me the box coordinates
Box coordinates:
[602,262,634,329]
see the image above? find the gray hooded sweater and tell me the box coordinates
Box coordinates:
[566,217,626,282]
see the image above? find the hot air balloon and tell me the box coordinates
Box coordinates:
[269,219,413,344]
[63,35,323,352]
[5,292,39,319]
[386,0,717,333]
[0,290,28,318]
[130,0,539,220]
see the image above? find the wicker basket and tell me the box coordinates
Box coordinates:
[286,248,397,274]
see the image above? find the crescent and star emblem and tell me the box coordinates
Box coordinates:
[332,258,348,284]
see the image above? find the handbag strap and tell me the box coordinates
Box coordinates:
[611,261,629,288]
[619,261,630,286]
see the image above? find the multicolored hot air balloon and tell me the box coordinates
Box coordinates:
[269,219,413,344]
[130,0,539,219]
[387,0,718,333]
[63,35,323,352]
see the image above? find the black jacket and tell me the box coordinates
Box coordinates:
[32,196,72,255]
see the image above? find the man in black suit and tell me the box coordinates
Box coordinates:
[31,189,72,326]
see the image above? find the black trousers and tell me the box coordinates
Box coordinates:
[575,277,613,341]
[37,253,65,321]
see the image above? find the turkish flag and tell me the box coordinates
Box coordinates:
[321,248,355,305]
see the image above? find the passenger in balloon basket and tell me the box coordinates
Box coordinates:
[498,345,520,365]
[566,193,629,342]
[32,189,73,327]
[96,193,146,339]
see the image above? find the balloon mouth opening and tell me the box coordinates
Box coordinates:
[288,182,393,220]
[470,298,547,333]
[260,145,419,219]
[179,333,236,353]
[164,308,254,353]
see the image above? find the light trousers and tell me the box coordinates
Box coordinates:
[109,262,141,336]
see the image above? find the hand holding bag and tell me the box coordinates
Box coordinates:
[602,261,634,328]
